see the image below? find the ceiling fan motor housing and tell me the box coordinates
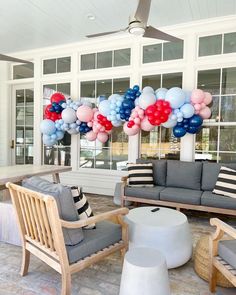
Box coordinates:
[128,16,146,35]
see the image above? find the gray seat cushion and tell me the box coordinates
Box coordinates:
[125,186,165,200]
[136,159,167,186]
[166,160,202,190]
[201,191,236,210]
[160,187,202,205]
[22,176,84,246]
[201,162,236,191]
[66,221,122,264]
[218,239,236,269]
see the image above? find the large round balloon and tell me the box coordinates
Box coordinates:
[140,116,155,131]
[62,108,77,124]
[50,92,65,103]
[180,103,195,119]
[191,89,205,104]
[138,93,156,110]
[123,122,140,136]
[165,87,185,109]
[40,119,56,135]
[189,115,203,127]
[97,132,109,143]
[76,105,94,122]
[155,88,168,99]
[99,100,111,116]
[162,116,177,128]
[43,134,57,147]
[173,126,187,138]
[142,86,154,93]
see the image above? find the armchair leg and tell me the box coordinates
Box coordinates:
[209,263,217,293]
[20,247,30,276]
[61,271,71,295]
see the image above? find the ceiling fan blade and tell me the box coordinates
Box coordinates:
[86,29,126,38]
[143,26,182,42]
[0,54,32,64]
[134,0,151,24]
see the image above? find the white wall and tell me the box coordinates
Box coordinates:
[1,15,236,195]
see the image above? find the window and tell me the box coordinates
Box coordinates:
[143,41,184,64]
[13,63,34,79]
[43,56,71,74]
[198,32,236,57]
[195,67,236,162]
[79,77,130,170]
[80,48,131,70]
[42,83,71,166]
[140,73,182,160]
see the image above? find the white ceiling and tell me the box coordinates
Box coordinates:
[0,0,236,53]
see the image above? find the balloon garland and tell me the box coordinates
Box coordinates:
[40,85,212,146]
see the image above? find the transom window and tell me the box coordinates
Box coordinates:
[13,63,34,79]
[43,56,71,75]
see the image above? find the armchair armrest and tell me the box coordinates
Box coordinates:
[121,176,128,185]
[210,218,236,240]
[61,208,129,229]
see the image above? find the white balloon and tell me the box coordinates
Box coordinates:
[138,93,156,110]
[61,108,77,124]
[142,86,154,93]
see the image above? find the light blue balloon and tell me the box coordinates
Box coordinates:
[180,103,195,118]
[116,101,122,107]
[177,112,183,118]
[51,133,57,140]
[107,115,112,121]
[162,117,177,128]
[43,134,57,147]
[177,117,183,122]
[134,98,139,106]
[112,120,122,127]
[40,119,56,135]
[70,123,77,129]
[110,110,116,115]
[174,109,180,114]
[98,100,111,116]
[165,87,186,109]
[116,107,120,112]
[184,91,192,103]
[56,130,64,140]
[171,114,177,120]
[155,88,168,99]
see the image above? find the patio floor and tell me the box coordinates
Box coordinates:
[0,193,236,295]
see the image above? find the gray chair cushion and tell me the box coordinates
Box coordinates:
[66,221,122,264]
[124,186,165,200]
[201,162,236,191]
[166,160,202,190]
[201,191,236,210]
[136,159,167,186]
[218,239,236,269]
[160,187,202,205]
[22,176,84,246]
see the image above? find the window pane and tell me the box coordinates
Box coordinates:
[25,89,34,105]
[97,79,112,97]
[43,59,56,74]
[163,41,183,61]
[111,126,128,170]
[114,48,130,66]
[203,96,219,123]
[16,89,24,106]
[221,96,236,122]
[197,69,221,95]
[222,67,236,94]
[25,145,33,164]
[160,128,180,153]
[195,126,218,151]
[142,75,161,89]
[220,126,236,151]
[58,132,71,146]
[198,35,222,57]
[57,56,71,73]
[80,149,95,168]
[25,127,34,144]
[16,145,24,164]
[97,51,112,68]
[81,53,96,70]
[95,148,111,169]
[113,78,130,94]
[58,147,71,166]
[143,44,162,63]
[25,107,34,126]
[141,128,160,158]
[13,63,34,79]
[43,84,57,107]
[195,151,218,162]
[162,72,182,88]
[80,81,95,98]
[16,127,24,144]
[57,83,71,96]
[219,153,236,163]
[223,32,236,54]
[16,107,24,125]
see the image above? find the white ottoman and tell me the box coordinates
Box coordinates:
[119,247,170,295]
[125,206,192,269]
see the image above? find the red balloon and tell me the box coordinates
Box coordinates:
[146,99,170,126]
[163,101,170,108]
[154,111,161,118]
[45,104,52,115]
[50,92,65,103]
[127,120,135,128]
[97,114,103,120]
[156,100,164,107]
[145,105,156,115]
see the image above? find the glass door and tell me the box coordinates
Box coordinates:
[12,85,34,164]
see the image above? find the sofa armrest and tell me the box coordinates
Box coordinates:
[121,176,128,185]
[210,218,236,240]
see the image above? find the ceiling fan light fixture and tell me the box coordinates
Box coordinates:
[129,26,145,36]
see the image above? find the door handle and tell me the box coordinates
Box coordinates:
[10,140,15,149]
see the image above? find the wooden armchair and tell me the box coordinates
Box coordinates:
[209,218,236,292]
[6,182,129,295]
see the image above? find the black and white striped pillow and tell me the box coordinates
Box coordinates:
[70,186,96,229]
[127,163,154,187]
[213,166,236,198]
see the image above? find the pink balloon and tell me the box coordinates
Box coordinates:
[86,131,97,141]
[97,132,109,143]
[194,103,201,111]
[199,106,211,119]
[76,105,94,122]
[87,121,93,127]
[140,116,155,131]
[191,89,205,104]
[201,102,206,108]
[203,92,213,105]
[123,122,140,136]
[134,118,141,125]
[138,109,144,116]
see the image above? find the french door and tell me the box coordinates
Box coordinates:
[12,84,34,165]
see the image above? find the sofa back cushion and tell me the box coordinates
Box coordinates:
[22,176,84,246]
[166,160,202,190]
[201,162,236,191]
[136,158,167,186]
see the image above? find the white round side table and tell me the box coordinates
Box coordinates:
[125,206,192,269]
[119,247,171,295]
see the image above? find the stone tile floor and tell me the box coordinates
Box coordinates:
[0,194,236,295]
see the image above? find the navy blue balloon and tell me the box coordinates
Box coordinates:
[186,126,198,134]
[173,126,187,138]
[189,115,203,127]
[133,85,140,92]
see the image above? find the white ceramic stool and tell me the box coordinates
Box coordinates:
[119,247,171,295]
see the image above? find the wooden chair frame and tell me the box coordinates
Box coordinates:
[6,182,129,295]
[209,218,236,292]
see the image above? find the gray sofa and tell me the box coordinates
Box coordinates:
[121,159,236,216]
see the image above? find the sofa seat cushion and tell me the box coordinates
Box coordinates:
[124,186,165,200]
[218,240,236,269]
[160,187,202,205]
[66,221,122,264]
[201,191,236,210]
[166,160,202,190]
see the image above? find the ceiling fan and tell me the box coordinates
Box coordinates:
[0,54,33,64]
[86,0,181,42]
